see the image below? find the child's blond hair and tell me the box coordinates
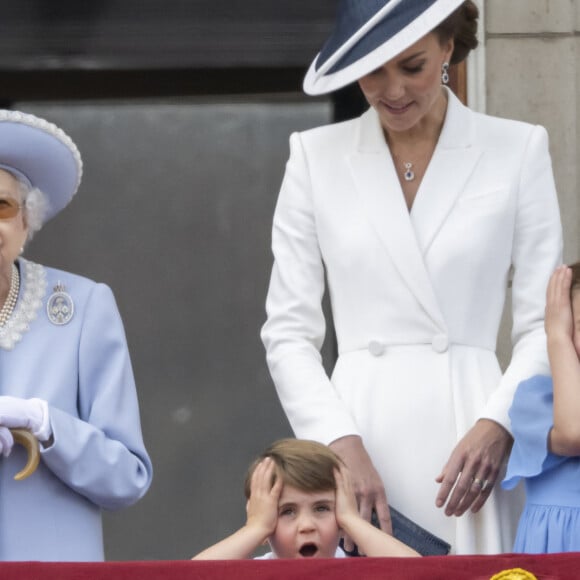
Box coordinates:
[244,438,343,499]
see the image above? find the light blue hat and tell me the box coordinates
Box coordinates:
[0,110,82,223]
[303,0,464,95]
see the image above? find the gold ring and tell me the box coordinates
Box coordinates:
[472,477,483,488]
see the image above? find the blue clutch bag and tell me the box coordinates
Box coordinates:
[387,506,451,556]
[342,508,451,557]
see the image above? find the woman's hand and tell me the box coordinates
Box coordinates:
[435,419,512,516]
[245,457,282,538]
[0,396,51,441]
[330,435,391,550]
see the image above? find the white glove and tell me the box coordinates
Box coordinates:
[0,396,52,442]
[0,426,14,457]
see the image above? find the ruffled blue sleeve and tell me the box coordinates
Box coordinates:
[502,375,566,489]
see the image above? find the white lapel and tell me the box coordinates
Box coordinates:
[346,107,446,328]
[411,89,483,254]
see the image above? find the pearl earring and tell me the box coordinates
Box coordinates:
[441,62,450,85]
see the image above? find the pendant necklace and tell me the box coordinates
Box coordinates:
[404,162,415,181]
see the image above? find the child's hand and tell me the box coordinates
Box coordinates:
[334,463,360,529]
[245,457,282,537]
[192,458,282,560]
[545,265,573,341]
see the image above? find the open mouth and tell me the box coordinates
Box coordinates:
[299,543,318,558]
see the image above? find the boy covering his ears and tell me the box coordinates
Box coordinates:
[192,439,419,560]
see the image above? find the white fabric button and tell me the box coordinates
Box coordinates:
[432,334,449,353]
[368,341,385,356]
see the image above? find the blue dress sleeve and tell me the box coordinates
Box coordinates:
[502,375,566,489]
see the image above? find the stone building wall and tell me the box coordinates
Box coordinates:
[485,0,579,260]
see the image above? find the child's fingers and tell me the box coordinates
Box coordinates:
[545,266,575,339]
[334,465,349,493]
[558,266,571,296]
[334,465,358,513]
[337,464,354,492]
[251,458,274,493]
[251,457,283,501]
[546,268,558,303]
[547,266,566,303]
[546,266,571,314]
[562,266,572,295]
[246,458,281,534]
[270,467,283,497]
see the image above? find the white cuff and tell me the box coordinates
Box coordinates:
[28,398,52,442]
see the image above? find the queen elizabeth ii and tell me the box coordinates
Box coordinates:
[0,110,153,561]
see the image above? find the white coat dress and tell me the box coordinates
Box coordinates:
[261,89,563,554]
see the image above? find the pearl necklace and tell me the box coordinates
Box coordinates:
[0,264,19,327]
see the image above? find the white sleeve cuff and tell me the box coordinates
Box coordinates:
[29,398,52,442]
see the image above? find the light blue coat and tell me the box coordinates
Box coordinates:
[0,258,152,561]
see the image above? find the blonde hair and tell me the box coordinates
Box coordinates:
[244,439,343,499]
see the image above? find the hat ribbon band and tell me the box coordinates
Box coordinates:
[315,0,406,78]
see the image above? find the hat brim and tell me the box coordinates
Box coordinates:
[304,0,464,95]
[0,111,82,223]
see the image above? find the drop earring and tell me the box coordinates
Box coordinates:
[441,62,450,85]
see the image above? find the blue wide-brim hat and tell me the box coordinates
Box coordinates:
[0,110,82,224]
[304,0,465,95]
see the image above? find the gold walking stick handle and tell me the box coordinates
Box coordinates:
[10,428,40,480]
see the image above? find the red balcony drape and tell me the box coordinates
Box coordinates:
[0,553,578,580]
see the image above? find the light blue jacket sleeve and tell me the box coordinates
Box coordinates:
[40,283,153,510]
